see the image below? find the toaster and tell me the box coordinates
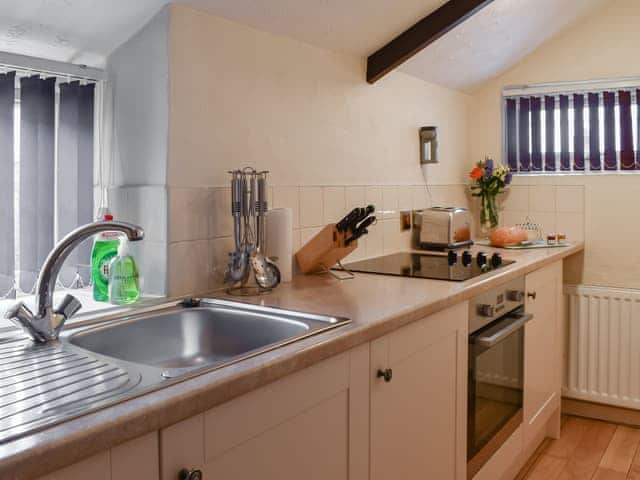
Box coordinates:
[412,207,473,250]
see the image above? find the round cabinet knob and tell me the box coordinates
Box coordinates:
[478,304,495,317]
[477,252,488,268]
[377,368,393,382]
[507,290,524,302]
[527,291,537,300]
[447,250,458,266]
[491,253,503,268]
[179,468,203,480]
[462,250,473,267]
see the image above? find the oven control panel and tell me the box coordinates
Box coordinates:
[469,276,525,334]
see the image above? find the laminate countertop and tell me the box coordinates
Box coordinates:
[0,243,583,479]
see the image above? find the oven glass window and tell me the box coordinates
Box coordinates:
[468,326,524,460]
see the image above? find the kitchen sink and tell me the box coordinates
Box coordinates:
[68,299,346,376]
[0,298,349,443]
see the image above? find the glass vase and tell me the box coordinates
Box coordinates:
[480,191,499,237]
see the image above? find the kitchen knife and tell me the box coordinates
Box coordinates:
[345,215,377,245]
[336,208,362,232]
[343,204,375,233]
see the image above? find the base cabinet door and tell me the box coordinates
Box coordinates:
[523,261,562,445]
[160,345,370,480]
[370,302,468,480]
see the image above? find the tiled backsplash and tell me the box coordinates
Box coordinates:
[167,184,471,296]
[497,184,585,241]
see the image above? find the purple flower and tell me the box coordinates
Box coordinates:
[504,172,513,185]
[484,158,494,170]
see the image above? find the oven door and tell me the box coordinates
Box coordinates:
[467,308,532,478]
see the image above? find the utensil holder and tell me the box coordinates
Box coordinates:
[295,224,357,275]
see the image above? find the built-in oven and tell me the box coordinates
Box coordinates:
[467,277,532,479]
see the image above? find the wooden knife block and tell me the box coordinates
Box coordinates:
[295,224,357,274]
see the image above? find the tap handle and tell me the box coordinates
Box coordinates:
[4,302,47,343]
[55,294,82,320]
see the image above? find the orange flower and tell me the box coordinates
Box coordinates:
[470,167,484,180]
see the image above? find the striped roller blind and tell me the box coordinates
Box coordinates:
[0,72,95,299]
[504,87,640,173]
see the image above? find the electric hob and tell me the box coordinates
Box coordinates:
[341,251,514,282]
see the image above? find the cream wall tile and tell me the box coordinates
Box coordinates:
[500,210,528,228]
[501,185,529,212]
[299,187,323,228]
[169,188,210,242]
[209,187,233,238]
[345,186,366,209]
[365,186,383,215]
[556,186,585,213]
[292,229,302,252]
[529,185,556,212]
[168,240,210,296]
[382,186,399,219]
[300,226,322,245]
[209,236,234,289]
[397,186,412,212]
[273,186,300,229]
[323,186,346,224]
[382,219,402,253]
[411,185,430,210]
[365,222,384,257]
[556,212,585,242]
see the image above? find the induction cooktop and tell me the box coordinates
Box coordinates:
[341,251,514,282]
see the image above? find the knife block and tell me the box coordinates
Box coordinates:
[295,224,357,274]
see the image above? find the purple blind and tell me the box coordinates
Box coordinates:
[573,94,585,170]
[530,97,542,171]
[619,90,635,170]
[559,95,570,171]
[505,98,517,170]
[588,93,601,170]
[544,96,555,171]
[518,97,531,171]
[603,91,616,170]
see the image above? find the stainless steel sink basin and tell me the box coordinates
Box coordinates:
[69,299,342,375]
[0,298,349,443]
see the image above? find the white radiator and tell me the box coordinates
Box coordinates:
[564,284,640,409]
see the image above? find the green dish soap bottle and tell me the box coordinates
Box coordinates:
[91,212,120,302]
[108,239,140,305]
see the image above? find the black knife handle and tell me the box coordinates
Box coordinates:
[336,208,361,232]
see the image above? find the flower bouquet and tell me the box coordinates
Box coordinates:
[469,157,512,231]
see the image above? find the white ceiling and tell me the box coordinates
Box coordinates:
[399,0,612,92]
[0,0,167,68]
[0,0,613,91]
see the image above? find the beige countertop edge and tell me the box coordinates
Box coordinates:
[0,242,584,479]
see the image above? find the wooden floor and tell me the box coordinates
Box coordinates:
[518,415,640,479]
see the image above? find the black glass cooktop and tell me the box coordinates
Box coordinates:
[342,252,514,282]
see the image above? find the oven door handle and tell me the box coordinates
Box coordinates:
[472,312,533,348]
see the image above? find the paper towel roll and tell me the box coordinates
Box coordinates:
[266,208,293,283]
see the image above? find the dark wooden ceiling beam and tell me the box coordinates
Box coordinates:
[366,0,494,84]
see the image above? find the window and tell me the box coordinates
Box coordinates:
[503,81,640,173]
[0,68,98,300]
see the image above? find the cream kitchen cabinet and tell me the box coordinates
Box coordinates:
[370,302,468,480]
[160,344,370,480]
[35,431,159,480]
[523,261,563,447]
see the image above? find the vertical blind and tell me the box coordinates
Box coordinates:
[504,87,640,173]
[0,72,95,299]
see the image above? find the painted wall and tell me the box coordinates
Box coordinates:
[469,0,640,289]
[106,6,170,294]
[164,4,473,295]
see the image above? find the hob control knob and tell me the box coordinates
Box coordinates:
[491,253,503,268]
[477,252,488,268]
[478,304,495,317]
[507,290,524,302]
[462,250,473,267]
[447,250,458,266]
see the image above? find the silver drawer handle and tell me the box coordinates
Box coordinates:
[472,312,533,348]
